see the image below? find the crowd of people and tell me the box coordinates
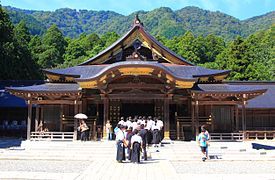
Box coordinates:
[113,116,164,163]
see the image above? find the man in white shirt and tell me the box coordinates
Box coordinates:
[116,125,126,163]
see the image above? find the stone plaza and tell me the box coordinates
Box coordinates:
[0,139,275,180]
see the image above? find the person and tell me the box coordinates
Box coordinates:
[116,124,127,163]
[96,126,102,141]
[106,120,113,140]
[152,120,160,148]
[131,129,143,163]
[197,128,209,161]
[139,124,148,160]
[157,117,164,141]
[79,120,89,141]
[126,126,134,160]
[201,125,210,158]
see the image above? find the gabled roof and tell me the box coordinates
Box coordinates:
[79,23,193,65]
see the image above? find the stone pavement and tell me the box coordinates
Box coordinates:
[0,139,275,180]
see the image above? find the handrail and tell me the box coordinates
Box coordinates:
[30,131,74,141]
[210,133,244,141]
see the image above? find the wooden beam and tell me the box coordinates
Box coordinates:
[31,100,76,105]
[197,101,239,105]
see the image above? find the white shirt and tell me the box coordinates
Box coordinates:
[152,123,160,130]
[131,134,142,144]
[132,122,138,130]
[115,129,124,141]
[126,120,132,128]
[146,120,153,130]
[157,120,163,129]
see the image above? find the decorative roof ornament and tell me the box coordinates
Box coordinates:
[133,14,143,26]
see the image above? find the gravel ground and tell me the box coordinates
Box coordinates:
[0,160,91,173]
[171,160,275,174]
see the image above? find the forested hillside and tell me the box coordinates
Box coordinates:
[3,6,275,40]
[0,4,274,81]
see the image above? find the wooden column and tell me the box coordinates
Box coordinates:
[27,100,32,140]
[176,111,180,140]
[35,105,39,132]
[163,98,170,140]
[210,104,214,132]
[103,97,109,139]
[195,99,199,136]
[191,100,195,136]
[60,104,64,131]
[235,105,239,131]
[74,100,79,141]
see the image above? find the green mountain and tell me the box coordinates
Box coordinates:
[3,6,275,40]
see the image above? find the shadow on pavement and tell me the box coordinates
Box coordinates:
[252,143,275,150]
[0,138,23,149]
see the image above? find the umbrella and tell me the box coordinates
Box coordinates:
[74,113,88,119]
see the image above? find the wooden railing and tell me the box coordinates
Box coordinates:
[30,131,75,141]
[210,133,244,141]
[242,131,275,140]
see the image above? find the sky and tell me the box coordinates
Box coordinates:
[1,0,274,20]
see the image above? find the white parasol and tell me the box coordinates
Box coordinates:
[74,113,88,119]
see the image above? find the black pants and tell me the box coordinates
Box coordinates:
[142,145,147,160]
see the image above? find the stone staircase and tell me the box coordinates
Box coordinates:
[164,141,275,161]
[0,140,117,161]
[1,140,274,162]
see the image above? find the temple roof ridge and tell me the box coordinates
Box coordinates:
[79,16,194,66]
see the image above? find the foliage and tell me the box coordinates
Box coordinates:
[3,6,274,40]
[0,4,274,81]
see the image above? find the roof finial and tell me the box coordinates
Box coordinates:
[133,14,143,27]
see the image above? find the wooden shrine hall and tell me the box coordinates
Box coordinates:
[7,16,273,141]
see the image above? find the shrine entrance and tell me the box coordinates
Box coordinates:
[121,102,154,118]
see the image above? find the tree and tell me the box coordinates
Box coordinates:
[0,4,15,79]
[13,20,41,79]
[40,24,67,68]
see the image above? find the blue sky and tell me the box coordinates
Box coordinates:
[1,0,274,20]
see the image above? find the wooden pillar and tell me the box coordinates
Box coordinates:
[210,104,214,132]
[94,102,99,140]
[191,101,195,137]
[163,98,170,140]
[35,105,39,132]
[195,99,199,136]
[27,100,32,140]
[176,111,180,140]
[103,98,109,139]
[60,104,64,131]
[74,100,79,141]
[235,105,239,131]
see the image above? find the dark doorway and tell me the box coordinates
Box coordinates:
[121,103,154,118]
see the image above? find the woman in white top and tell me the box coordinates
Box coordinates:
[131,129,143,163]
